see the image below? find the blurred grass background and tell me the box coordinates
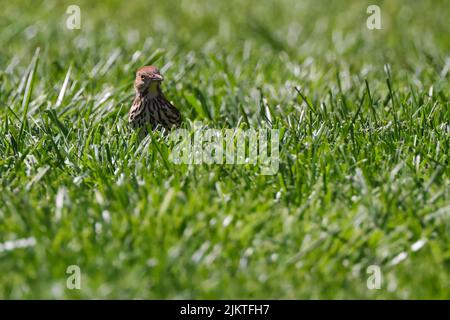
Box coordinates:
[0,0,448,298]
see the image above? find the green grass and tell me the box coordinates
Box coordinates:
[0,0,449,299]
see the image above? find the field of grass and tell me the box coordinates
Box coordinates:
[0,0,449,299]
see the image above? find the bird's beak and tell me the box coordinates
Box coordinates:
[151,74,164,81]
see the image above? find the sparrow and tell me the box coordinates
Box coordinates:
[128,66,181,136]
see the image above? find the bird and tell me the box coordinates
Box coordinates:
[128,66,181,137]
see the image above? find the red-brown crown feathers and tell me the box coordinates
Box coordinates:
[134,65,164,94]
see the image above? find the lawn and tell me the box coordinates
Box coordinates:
[0,0,449,299]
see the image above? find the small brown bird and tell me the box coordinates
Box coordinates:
[129,66,181,136]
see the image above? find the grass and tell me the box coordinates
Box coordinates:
[0,0,449,299]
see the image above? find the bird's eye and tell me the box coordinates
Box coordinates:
[141,75,145,81]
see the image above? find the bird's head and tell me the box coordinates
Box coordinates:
[134,66,164,96]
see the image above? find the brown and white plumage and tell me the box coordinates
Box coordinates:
[129,66,181,136]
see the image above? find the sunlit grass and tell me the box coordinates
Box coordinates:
[0,0,448,299]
